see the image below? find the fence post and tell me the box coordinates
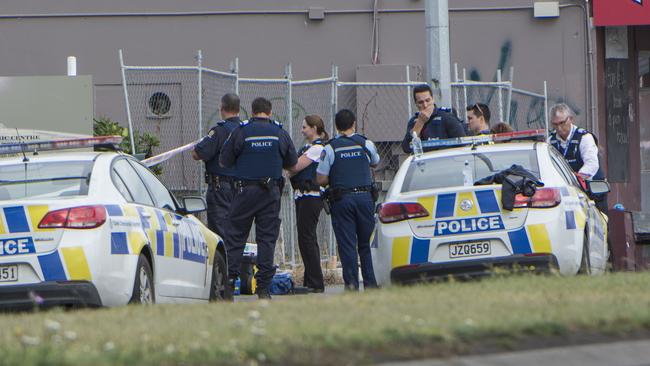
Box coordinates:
[462,68,468,121]
[232,57,240,95]
[119,49,137,155]
[453,63,460,116]
[497,69,504,123]
[197,50,204,195]
[544,81,549,139]
[285,63,296,268]
[506,66,514,124]
[330,63,338,258]
[406,65,412,118]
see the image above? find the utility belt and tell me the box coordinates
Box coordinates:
[206,174,235,189]
[234,177,285,193]
[291,179,320,193]
[321,184,379,215]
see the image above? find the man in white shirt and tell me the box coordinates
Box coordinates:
[548,103,607,212]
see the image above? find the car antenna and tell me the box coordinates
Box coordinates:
[14,128,29,162]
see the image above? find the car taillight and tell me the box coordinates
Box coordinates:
[378,202,429,223]
[513,188,561,208]
[38,205,106,229]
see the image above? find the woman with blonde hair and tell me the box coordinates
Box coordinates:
[288,115,329,292]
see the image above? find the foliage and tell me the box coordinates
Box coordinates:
[93,117,162,174]
[1,273,650,365]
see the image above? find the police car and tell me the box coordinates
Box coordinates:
[0,136,230,309]
[372,130,610,285]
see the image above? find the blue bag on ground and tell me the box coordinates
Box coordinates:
[270,271,294,295]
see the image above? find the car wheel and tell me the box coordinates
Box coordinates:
[210,250,233,301]
[578,232,591,275]
[129,254,155,304]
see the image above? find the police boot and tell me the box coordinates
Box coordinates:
[256,287,272,300]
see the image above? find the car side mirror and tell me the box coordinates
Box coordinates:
[586,180,610,195]
[180,196,207,215]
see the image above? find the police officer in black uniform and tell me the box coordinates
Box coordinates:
[317,109,380,290]
[401,84,465,153]
[192,93,241,238]
[548,103,607,212]
[220,97,298,299]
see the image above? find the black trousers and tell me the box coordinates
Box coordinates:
[295,196,325,290]
[226,185,282,292]
[206,183,235,240]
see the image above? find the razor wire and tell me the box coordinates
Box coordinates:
[120,50,548,268]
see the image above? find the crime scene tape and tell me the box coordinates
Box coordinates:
[141,139,199,168]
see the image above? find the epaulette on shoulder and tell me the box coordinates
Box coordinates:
[272,120,283,128]
[239,120,250,126]
[216,120,226,126]
[576,127,586,133]
[438,107,452,113]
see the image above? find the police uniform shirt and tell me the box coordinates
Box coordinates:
[194,116,241,176]
[294,143,325,200]
[401,106,466,153]
[219,117,298,179]
[317,133,380,177]
[548,124,599,178]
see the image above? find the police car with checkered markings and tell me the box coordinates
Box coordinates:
[372,130,610,285]
[0,137,231,309]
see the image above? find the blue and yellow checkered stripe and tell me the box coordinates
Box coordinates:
[415,189,502,221]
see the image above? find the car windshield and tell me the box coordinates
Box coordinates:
[401,149,540,192]
[0,161,93,200]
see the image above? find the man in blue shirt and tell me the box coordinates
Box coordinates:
[192,93,241,240]
[220,97,298,299]
[317,109,380,290]
[401,84,465,153]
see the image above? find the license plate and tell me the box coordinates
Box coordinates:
[449,241,491,259]
[0,265,18,282]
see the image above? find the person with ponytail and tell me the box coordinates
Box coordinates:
[288,115,329,293]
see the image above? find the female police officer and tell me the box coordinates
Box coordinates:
[288,115,329,293]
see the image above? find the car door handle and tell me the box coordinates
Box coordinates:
[171,220,181,226]
[141,212,152,218]
[578,193,585,199]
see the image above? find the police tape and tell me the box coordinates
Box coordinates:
[141,140,199,168]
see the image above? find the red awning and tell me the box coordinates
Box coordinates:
[594,0,650,26]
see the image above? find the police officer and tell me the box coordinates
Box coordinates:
[192,93,241,239]
[466,103,491,135]
[220,97,298,299]
[288,115,329,293]
[548,103,607,212]
[317,109,380,290]
[401,84,465,153]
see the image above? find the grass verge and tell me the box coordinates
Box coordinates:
[2,272,650,365]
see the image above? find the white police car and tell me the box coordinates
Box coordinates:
[372,130,610,285]
[0,137,230,309]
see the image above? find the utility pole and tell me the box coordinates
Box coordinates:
[425,0,452,107]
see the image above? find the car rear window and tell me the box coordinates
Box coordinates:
[0,161,93,200]
[401,150,539,192]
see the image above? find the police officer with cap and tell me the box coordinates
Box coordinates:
[317,109,380,291]
[192,93,241,239]
[401,84,465,153]
[548,103,607,212]
[220,97,298,299]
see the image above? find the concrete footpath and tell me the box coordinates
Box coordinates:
[380,339,650,366]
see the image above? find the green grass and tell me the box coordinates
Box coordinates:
[2,272,650,365]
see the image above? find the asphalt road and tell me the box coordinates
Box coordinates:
[380,339,650,366]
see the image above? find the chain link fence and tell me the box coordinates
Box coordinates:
[120,50,548,268]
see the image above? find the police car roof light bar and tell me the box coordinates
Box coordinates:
[418,129,546,152]
[0,136,124,156]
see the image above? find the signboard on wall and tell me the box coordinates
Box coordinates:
[594,0,650,26]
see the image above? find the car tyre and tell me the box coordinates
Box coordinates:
[578,232,591,275]
[210,250,233,301]
[129,254,155,304]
